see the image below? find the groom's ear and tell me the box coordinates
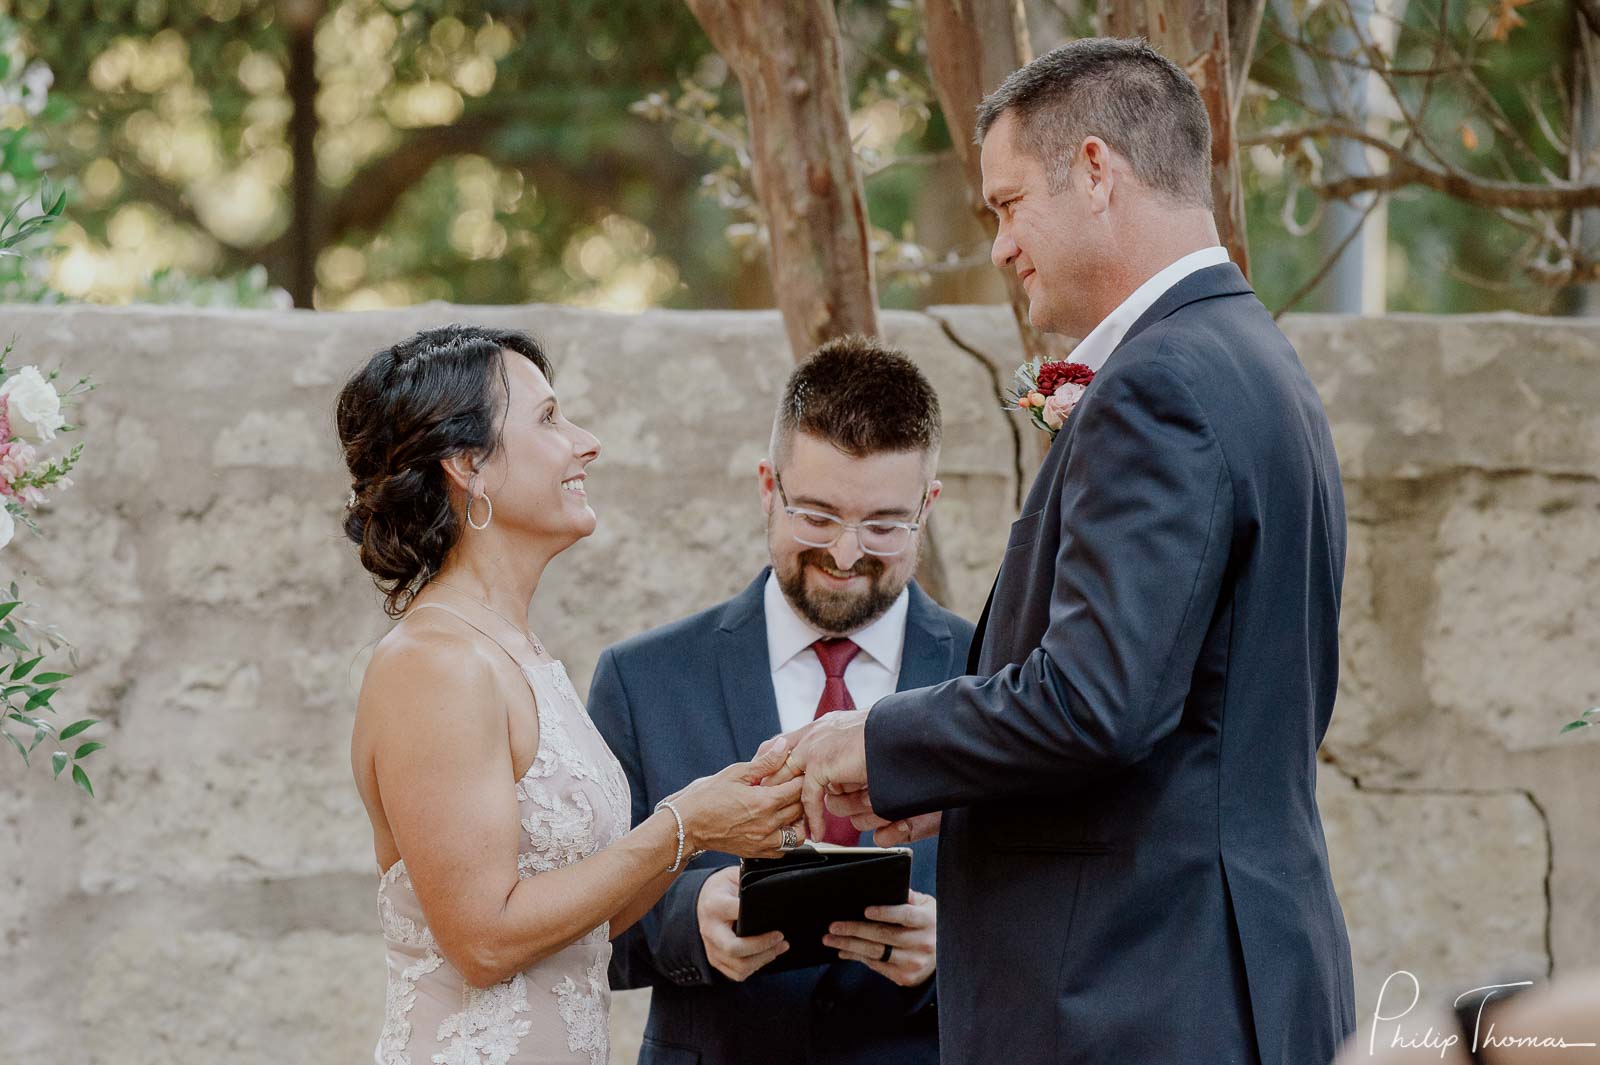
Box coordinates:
[922,479,943,515]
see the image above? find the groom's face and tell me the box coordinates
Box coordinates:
[760,431,939,638]
[981,110,1103,338]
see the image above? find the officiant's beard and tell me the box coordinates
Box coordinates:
[775,546,913,636]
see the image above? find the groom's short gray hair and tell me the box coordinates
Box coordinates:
[976,37,1213,208]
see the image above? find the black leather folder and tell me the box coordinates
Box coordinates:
[736,843,913,973]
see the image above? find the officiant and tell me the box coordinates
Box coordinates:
[589,336,973,1065]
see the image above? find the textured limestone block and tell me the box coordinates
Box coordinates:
[78,749,372,891]
[1318,769,1549,1023]
[74,927,383,1065]
[159,494,350,609]
[610,988,650,1065]
[1288,314,1600,479]
[1426,475,1600,751]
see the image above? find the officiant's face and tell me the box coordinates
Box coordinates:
[760,431,940,637]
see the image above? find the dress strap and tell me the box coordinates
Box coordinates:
[407,601,541,676]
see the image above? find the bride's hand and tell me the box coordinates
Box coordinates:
[668,740,806,859]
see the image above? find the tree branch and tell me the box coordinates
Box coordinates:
[1245,123,1600,209]
[1578,0,1600,40]
[1273,192,1383,316]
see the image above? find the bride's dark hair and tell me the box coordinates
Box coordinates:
[335,324,554,617]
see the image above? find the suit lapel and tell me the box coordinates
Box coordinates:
[715,572,784,760]
[898,583,956,691]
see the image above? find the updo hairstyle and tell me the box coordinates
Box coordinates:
[335,324,553,617]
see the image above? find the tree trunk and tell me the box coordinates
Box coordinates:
[280,0,324,309]
[924,0,1070,472]
[924,0,1072,371]
[1560,8,1600,313]
[1102,0,1251,277]
[686,0,956,605]
[684,0,879,358]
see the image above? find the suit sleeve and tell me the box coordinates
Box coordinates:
[588,648,719,990]
[864,356,1233,816]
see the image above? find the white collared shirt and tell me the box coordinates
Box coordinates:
[763,571,909,734]
[1069,246,1231,372]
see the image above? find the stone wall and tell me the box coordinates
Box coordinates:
[0,303,1594,1063]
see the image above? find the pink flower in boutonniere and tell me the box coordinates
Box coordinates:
[1041,383,1089,430]
[1006,358,1096,440]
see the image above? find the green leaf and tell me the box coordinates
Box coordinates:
[51,750,69,778]
[73,741,105,760]
[0,602,19,624]
[0,627,29,653]
[32,672,71,684]
[11,655,43,680]
[57,718,98,740]
[3,729,27,765]
[71,764,94,798]
[24,687,59,712]
[1560,720,1592,733]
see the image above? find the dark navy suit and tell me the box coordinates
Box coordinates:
[865,264,1356,1065]
[589,572,973,1065]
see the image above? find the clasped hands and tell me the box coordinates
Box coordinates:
[758,709,941,848]
[693,711,941,986]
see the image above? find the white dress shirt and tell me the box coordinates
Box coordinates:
[763,571,909,734]
[1069,245,1231,372]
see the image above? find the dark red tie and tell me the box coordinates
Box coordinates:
[811,638,862,845]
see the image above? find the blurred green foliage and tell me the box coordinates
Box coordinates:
[0,0,1588,314]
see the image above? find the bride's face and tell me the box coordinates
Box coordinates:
[469,351,601,547]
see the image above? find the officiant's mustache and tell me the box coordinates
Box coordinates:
[797,548,885,580]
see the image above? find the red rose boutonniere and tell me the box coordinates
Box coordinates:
[1006,358,1095,440]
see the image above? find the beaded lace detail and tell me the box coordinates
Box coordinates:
[373,647,629,1065]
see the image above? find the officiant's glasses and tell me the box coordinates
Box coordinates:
[774,472,928,557]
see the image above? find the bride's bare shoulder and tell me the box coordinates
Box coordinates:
[359,611,504,724]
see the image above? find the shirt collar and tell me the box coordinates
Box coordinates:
[764,570,909,675]
[1068,245,1230,373]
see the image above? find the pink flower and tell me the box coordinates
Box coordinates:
[1041,382,1089,430]
[0,440,38,501]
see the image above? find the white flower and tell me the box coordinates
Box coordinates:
[0,366,65,442]
[21,62,53,117]
[0,505,14,552]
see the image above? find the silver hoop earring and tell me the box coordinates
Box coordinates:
[466,492,493,530]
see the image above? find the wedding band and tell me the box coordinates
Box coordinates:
[780,824,799,850]
[880,944,893,963]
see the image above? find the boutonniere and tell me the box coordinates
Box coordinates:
[1005,358,1095,440]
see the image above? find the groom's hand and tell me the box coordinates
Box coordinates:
[760,709,870,841]
[826,789,942,846]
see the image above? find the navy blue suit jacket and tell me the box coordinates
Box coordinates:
[590,572,974,1065]
[865,264,1356,1065]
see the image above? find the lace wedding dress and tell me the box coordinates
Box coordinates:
[374,603,632,1065]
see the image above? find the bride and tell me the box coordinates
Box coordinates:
[336,325,804,1065]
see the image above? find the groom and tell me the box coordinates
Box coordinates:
[771,38,1356,1065]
